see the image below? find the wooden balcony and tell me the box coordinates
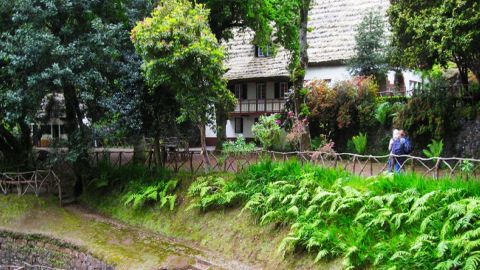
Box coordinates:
[232,99,286,115]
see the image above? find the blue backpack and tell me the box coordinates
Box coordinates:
[403,138,413,154]
[391,139,404,155]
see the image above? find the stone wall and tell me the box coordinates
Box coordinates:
[0,230,114,270]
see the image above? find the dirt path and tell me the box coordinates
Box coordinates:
[0,196,258,270]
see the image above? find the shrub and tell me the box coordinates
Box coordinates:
[351,133,368,154]
[374,102,391,126]
[222,136,255,157]
[252,114,282,150]
[123,180,178,210]
[187,175,243,210]
[422,139,444,158]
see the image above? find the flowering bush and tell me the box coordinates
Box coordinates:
[252,114,282,150]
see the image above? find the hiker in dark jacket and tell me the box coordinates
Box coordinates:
[391,130,413,173]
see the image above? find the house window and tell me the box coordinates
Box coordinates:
[255,45,270,57]
[275,82,290,99]
[235,117,244,133]
[234,84,248,100]
[279,82,288,98]
[256,83,266,99]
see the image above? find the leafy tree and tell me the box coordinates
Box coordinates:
[349,11,389,89]
[131,0,236,169]
[389,0,480,85]
[0,0,153,194]
[243,0,313,150]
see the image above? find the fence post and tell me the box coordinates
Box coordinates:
[190,152,194,175]
[411,158,415,174]
[352,156,357,175]
[434,159,440,180]
[370,158,373,176]
[119,152,123,167]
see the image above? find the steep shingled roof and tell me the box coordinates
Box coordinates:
[224,0,389,81]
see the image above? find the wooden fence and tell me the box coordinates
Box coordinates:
[0,170,62,205]
[91,149,480,180]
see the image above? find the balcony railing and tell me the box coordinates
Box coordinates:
[234,99,286,114]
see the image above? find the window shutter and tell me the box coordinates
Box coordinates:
[254,46,259,57]
[240,118,244,133]
[274,82,280,99]
[242,84,248,100]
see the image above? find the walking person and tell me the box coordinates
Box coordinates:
[391,130,413,173]
[387,129,400,172]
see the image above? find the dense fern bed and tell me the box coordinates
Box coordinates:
[187,160,480,270]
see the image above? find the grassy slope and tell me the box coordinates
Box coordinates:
[81,174,341,270]
[0,195,246,270]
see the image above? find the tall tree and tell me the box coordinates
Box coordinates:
[131,0,236,169]
[349,11,389,89]
[250,0,313,150]
[0,0,147,192]
[389,0,480,85]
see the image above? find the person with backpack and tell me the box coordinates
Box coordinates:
[387,129,400,172]
[391,130,413,173]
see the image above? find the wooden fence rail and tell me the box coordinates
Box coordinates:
[91,149,480,180]
[0,170,62,205]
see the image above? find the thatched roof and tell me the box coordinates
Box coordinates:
[224,0,389,81]
[224,29,291,81]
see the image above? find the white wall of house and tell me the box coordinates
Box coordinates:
[387,70,423,97]
[305,65,351,83]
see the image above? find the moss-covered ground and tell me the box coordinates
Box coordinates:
[0,195,253,270]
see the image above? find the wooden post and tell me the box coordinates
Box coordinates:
[411,159,415,174]
[370,158,373,176]
[434,159,440,180]
[352,156,357,175]
[119,151,123,167]
[190,152,194,175]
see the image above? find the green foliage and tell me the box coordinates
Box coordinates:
[307,78,379,143]
[374,102,391,126]
[187,175,243,211]
[389,0,480,82]
[188,160,480,269]
[349,11,389,84]
[222,136,256,157]
[351,133,367,154]
[393,77,458,145]
[0,0,149,164]
[423,139,444,159]
[123,180,178,210]
[252,114,282,150]
[131,0,236,152]
[88,163,179,211]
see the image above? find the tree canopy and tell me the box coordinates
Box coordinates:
[349,11,388,87]
[131,0,235,167]
[389,0,480,84]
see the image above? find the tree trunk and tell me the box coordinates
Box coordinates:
[199,124,211,170]
[63,85,90,197]
[153,135,162,167]
[295,0,311,151]
[0,125,22,163]
[215,107,227,152]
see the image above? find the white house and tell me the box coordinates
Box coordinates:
[205,0,423,145]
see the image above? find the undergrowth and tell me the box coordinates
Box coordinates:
[88,162,179,210]
[187,159,480,269]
